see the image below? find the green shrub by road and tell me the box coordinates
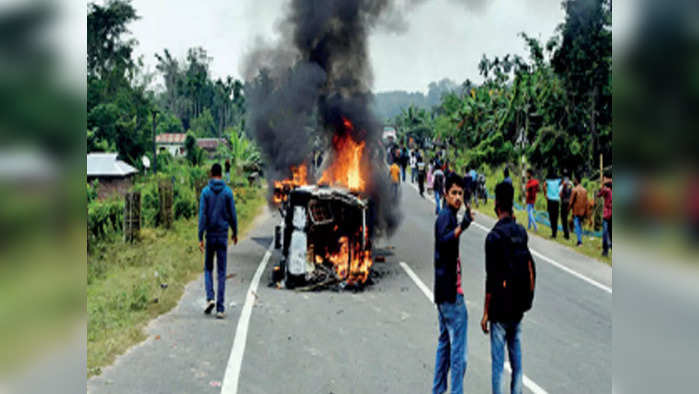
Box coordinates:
[87,186,265,377]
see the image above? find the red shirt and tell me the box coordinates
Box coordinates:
[526,179,540,204]
[456,257,463,295]
[597,186,612,219]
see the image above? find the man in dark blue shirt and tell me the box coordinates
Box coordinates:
[480,181,530,394]
[433,173,473,394]
[198,163,238,319]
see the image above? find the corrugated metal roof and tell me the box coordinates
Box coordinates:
[87,153,138,177]
[155,133,186,144]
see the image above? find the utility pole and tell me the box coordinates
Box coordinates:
[152,109,158,175]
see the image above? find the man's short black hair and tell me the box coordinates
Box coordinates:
[211,163,222,177]
[504,167,510,178]
[495,181,514,214]
[445,173,465,193]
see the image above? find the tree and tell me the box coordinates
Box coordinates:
[552,0,612,171]
[87,0,154,167]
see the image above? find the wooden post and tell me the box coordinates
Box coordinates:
[124,191,141,242]
[158,180,174,229]
[600,153,604,184]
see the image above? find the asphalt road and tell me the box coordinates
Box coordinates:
[87,181,612,394]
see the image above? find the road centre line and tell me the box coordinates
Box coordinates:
[399,261,548,394]
[404,181,612,294]
[221,242,273,394]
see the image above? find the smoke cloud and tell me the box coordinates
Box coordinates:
[244,0,409,236]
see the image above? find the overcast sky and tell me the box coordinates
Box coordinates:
[129,0,565,94]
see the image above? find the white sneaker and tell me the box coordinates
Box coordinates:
[216,311,224,319]
[204,300,215,315]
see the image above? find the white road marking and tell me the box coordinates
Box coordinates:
[399,261,549,394]
[221,242,273,394]
[404,181,612,294]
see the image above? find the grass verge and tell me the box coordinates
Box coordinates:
[87,186,265,377]
[472,198,611,265]
[473,166,611,265]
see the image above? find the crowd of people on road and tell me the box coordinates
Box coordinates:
[386,141,612,394]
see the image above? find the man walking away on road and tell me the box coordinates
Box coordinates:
[597,175,612,256]
[417,154,426,197]
[559,174,573,240]
[544,171,561,239]
[463,170,473,206]
[198,163,238,319]
[433,167,445,215]
[400,145,409,182]
[569,177,588,247]
[481,181,536,394]
[525,170,540,232]
[390,161,401,199]
[410,151,417,183]
[433,174,473,394]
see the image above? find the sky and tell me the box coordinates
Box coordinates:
[128,0,566,94]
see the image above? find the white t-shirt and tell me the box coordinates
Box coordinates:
[409,155,416,167]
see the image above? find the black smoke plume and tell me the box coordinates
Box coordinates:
[244,0,406,236]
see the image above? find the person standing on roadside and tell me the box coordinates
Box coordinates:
[481,181,536,394]
[525,169,540,232]
[433,166,445,215]
[224,159,231,183]
[433,174,473,394]
[559,174,573,240]
[569,177,589,247]
[198,163,238,319]
[543,170,562,239]
[596,176,612,256]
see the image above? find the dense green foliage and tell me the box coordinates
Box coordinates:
[87,0,249,168]
[392,0,611,178]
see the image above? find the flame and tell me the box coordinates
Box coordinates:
[273,164,308,204]
[322,236,371,285]
[318,119,367,192]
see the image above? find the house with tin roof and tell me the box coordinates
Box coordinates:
[87,153,139,199]
[155,133,186,157]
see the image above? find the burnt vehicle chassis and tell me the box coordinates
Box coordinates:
[273,185,374,289]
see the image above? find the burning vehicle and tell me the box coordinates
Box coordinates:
[273,184,374,289]
[271,129,377,289]
[243,1,405,289]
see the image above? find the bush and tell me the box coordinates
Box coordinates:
[87,197,124,242]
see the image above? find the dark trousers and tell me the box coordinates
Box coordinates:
[547,199,560,238]
[418,173,425,196]
[560,201,570,239]
[204,237,228,312]
[603,218,612,255]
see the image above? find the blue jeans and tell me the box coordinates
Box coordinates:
[401,166,406,182]
[434,190,442,214]
[526,204,538,231]
[204,237,228,312]
[602,218,612,254]
[392,182,399,199]
[574,215,583,244]
[433,294,468,394]
[411,167,417,183]
[490,320,523,394]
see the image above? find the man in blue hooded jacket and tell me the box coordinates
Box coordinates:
[198,163,238,319]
